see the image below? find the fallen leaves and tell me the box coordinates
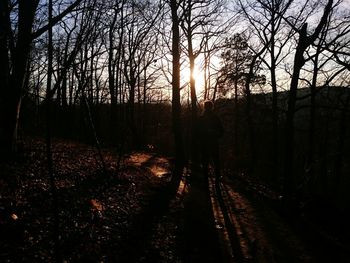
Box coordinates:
[0,137,174,262]
[90,199,104,212]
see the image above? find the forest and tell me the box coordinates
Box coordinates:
[1,0,350,262]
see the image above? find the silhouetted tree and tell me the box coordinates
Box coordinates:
[121,0,162,147]
[0,0,83,157]
[170,0,185,184]
[238,0,296,179]
[218,33,266,171]
[283,0,334,195]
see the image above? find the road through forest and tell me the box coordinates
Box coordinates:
[136,154,350,263]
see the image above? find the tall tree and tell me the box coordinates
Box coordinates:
[45,1,60,260]
[219,33,267,171]
[180,0,224,167]
[283,0,334,195]
[238,0,296,178]
[170,0,185,183]
[219,34,251,152]
[0,0,83,157]
[122,0,162,147]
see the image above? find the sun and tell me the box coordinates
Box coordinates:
[181,65,205,96]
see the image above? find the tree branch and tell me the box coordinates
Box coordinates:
[31,0,83,40]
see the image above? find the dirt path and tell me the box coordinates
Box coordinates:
[207,175,350,263]
[181,171,222,263]
[209,177,312,262]
[123,157,343,263]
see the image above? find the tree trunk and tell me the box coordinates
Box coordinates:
[244,46,268,174]
[334,94,350,196]
[170,0,185,183]
[188,37,198,119]
[0,0,11,156]
[0,0,83,156]
[283,0,333,196]
[283,30,306,194]
[46,1,60,261]
[244,71,256,174]
[187,33,200,170]
[270,18,279,179]
[1,0,39,155]
[234,78,239,154]
[307,49,320,192]
[128,73,139,147]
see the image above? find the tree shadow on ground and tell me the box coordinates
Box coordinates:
[181,167,222,263]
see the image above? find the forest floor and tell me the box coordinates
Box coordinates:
[1,138,350,262]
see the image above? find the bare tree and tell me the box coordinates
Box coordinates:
[120,0,162,147]
[0,0,83,156]
[180,0,225,112]
[169,0,185,182]
[44,0,60,261]
[178,0,226,170]
[219,31,268,172]
[237,0,296,178]
[302,0,350,195]
[282,0,335,195]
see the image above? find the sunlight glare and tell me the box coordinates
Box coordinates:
[181,64,205,96]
